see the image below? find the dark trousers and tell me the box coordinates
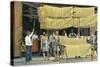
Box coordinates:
[49,48,53,56]
[25,46,32,62]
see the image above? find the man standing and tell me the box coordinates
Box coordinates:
[62,30,67,37]
[49,32,55,57]
[32,32,38,40]
[40,32,49,61]
[69,29,76,38]
[90,33,97,60]
[53,31,60,61]
[25,29,34,62]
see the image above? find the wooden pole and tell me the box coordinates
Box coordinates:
[78,17,80,37]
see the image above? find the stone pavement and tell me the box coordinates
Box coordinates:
[14,56,97,66]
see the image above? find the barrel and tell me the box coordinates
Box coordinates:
[32,40,39,52]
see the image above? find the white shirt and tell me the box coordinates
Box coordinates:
[64,33,67,36]
[49,35,55,43]
[25,32,33,46]
[32,34,38,40]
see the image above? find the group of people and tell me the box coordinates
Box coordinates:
[24,28,62,62]
[40,31,61,61]
[25,28,97,62]
[62,30,77,38]
[24,28,78,62]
